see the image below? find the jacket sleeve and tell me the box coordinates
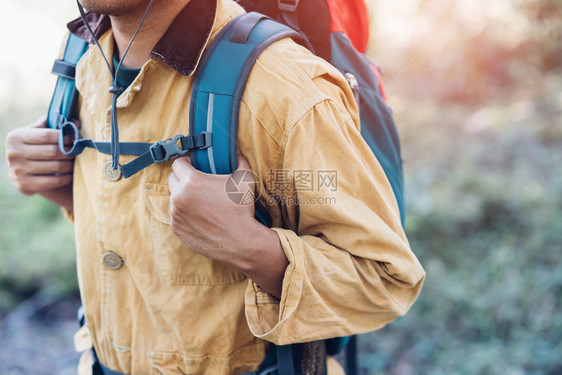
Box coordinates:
[244,96,425,345]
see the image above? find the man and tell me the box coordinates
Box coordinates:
[5,0,425,373]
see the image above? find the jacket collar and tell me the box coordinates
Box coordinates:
[67,0,217,76]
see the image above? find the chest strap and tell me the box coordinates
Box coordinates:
[57,120,212,178]
[49,34,212,179]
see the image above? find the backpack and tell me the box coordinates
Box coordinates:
[48,2,405,374]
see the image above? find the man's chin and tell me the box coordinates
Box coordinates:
[77,0,148,16]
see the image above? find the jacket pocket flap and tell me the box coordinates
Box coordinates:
[144,182,171,224]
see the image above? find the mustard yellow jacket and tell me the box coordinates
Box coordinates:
[64,0,425,373]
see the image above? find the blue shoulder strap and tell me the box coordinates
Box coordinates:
[189,12,303,227]
[47,33,89,129]
[190,13,302,175]
[190,14,338,374]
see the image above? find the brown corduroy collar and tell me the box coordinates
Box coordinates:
[66,0,217,76]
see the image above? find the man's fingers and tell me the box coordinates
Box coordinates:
[27,115,48,129]
[26,115,80,130]
[32,173,73,191]
[26,160,75,175]
[168,168,180,193]
[236,156,251,171]
[21,144,75,161]
[70,119,82,129]
[14,126,76,146]
[8,126,63,145]
[15,173,73,194]
[21,128,64,145]
[171,156,196,179]
[234,156,256,188]
[62,133,76,146]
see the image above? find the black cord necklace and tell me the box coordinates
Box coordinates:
[76,0,156,170]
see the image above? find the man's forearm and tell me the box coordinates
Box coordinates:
[231,220,288,299]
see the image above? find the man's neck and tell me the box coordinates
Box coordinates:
[111,0,191,69]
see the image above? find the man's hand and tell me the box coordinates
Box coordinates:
[168,155,288,298]
[5,116,75,211]
[168,155,256,261]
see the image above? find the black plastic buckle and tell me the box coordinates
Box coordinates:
[149,135,188,163]
[278,0,299,12]
[200,131,212,150]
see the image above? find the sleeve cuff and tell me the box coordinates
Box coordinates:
[244,228,305,344]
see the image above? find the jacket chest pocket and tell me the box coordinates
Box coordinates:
[143,182,247,285]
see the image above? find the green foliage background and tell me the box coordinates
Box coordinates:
[0,0,561,374]
[358,1,562,373]
[0,109,77,313]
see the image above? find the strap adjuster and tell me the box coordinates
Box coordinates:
[58,120,83,156]
[149,135,188,163]
[199,131,212,149]
[52,59,77,80]
[278,0,299,12]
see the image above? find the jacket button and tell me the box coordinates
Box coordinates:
[104,161,122,181]
[103,251,124,270]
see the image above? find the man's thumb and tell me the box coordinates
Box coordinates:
[236,155,251,171]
